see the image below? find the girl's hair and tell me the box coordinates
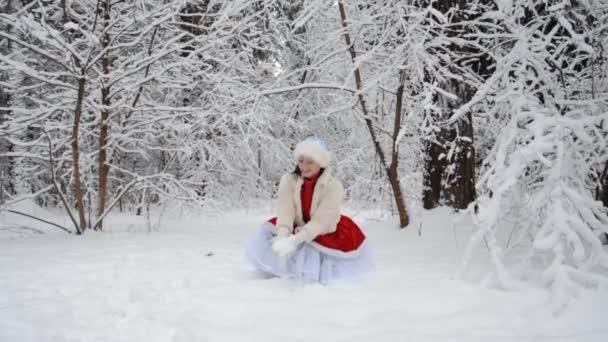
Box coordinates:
[293,165,325,177]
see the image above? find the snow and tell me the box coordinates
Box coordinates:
[63,22,79,31]
[1,206,607,342]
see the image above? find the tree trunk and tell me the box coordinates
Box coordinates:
[443,80,476,209]
[598,161,608,207]
[72,76,87,234]
[0,77,14,202]
[96,1,112,231]
[0,0,15,200]
[447,110,476,209]
[420,0,481,210]
[62,0,68,21]
[422,140,445,209]
[387,75,410,227]
[338,0,409,227]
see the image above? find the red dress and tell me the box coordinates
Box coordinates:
[268,174,365,253]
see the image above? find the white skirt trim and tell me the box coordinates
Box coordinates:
[245,221,373,284]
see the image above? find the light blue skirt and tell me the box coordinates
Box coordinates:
[245,222,373,285]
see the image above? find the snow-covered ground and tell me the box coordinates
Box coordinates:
[1,205,607,342]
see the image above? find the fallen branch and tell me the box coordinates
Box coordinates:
[1,209,72,233]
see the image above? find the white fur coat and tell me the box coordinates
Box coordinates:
[274,168,343,242]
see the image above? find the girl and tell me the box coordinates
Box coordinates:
[245,137,373,284]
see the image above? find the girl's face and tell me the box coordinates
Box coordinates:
[298,157,321,178]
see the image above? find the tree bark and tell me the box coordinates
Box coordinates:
[420,0,481,210]
[422,140,445,209]
[72,76,87,234]
[0,0,15,200]
[447,112,476,209]
[598,161,608,207]
[445,81,476,209]
[387,74,410,227]
[95,1,112,231]
[338,0,409,227]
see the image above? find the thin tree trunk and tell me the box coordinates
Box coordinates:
[88,191,92,229]
[387,73,410,227]
[72,76,87,234]
[338,0,409,227]
[96,1,111,231]
[598,161,608,207]
[62,0,68,21]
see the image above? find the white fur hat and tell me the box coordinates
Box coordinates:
[294,137,331,168]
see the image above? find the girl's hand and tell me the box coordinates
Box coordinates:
[273,225,290,244]
[272,232,306,257]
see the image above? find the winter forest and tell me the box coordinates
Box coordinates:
[1,0,608,340]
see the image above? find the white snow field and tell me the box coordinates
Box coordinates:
[1,205,607,342]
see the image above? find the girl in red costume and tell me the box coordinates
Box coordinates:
[245,137,373,284]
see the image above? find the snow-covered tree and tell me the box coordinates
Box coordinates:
[462,0,608,307]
